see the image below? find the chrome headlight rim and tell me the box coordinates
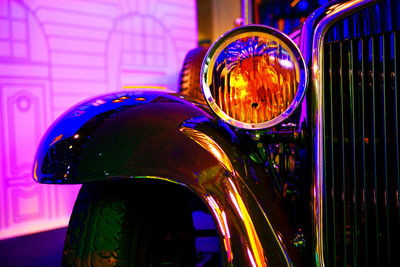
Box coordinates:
[201,24,308,130]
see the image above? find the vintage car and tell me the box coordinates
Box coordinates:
[33,0,399,266]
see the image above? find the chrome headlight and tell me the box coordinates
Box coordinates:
[201,25,307,130]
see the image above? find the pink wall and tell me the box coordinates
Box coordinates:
[0,0,197,239]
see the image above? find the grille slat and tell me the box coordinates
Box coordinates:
[371,35,380,265]
[392,30,400,267]
[349,39,358,267]
[339,41,348,267]
[360,39,369,266]
[396,31,400,216]
[360,37,368,267]
[323,28,400,267]
[329,45,336,266]
[317,2,400,265]
[381,32,391,264]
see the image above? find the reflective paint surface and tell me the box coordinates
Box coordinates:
[34,90,305,266]
[180,127,235,174]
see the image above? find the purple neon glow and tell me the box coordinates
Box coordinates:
[0,0,197,239]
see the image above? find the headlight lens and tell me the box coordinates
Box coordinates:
[201,25,307,130]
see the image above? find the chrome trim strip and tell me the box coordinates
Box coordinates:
[310,0,378,266]
[241,0,253,24]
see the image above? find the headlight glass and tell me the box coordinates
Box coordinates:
[201,25,307,130]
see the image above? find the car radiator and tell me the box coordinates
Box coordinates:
[321,0,400,266]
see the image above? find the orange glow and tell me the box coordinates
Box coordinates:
[73,134,79,139]
[180,127,234,174]
[290,0,301,7]
[229,191,244,220]
[312,60,318,77]
[122,85,166,90]
[92,99,106,106]
[228,178,267,267]
[228,178,238,193]
[247,247,258,267]
[226,53,298,124]
[207,35,300,126]
[33,161,38,181]
[112,96,130,103]
[135,97,146,101]
[206,196,233,262]
[221,211,231,238]
[202,27,307,130]
[227,179,267,267]
[49,134,63,146]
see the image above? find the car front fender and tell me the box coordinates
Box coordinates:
[33,90,302,267]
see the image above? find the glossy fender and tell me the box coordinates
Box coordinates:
[33,90,303,267]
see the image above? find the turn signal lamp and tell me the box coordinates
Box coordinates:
[201,25,307,130]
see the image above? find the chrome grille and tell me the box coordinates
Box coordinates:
[322,1,400,266]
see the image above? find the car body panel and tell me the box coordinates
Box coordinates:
[33,90,304,266]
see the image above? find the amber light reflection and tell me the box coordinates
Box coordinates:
[181,126,268,266]
[227,178,267,267]
[49,134,63,146]
[180,127,234,174]
[206,196,233,262]
[214,37,299,124]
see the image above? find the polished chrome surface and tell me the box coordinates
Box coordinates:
[201,25,307,130]
[33,90,305,266]
[309,1,378,266]
[241,0,253,25]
